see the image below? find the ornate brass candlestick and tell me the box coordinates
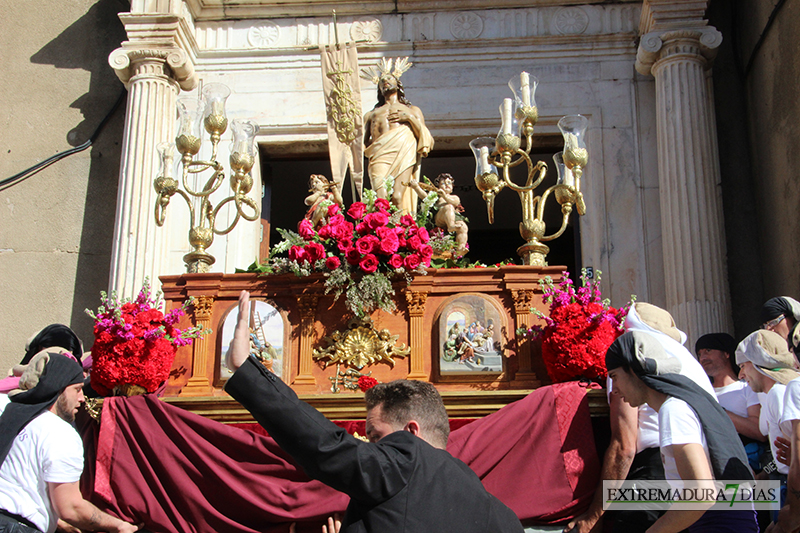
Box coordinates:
[154,83,261,273]
[472,72,589,266]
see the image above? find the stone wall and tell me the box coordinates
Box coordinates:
[0,0,127,371]
[711,0,800,336]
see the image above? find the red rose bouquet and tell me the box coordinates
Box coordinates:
[520,269,633,384]
[86,279,209,396]
[261,190,432,316]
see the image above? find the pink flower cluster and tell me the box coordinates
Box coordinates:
[289,199,433,274]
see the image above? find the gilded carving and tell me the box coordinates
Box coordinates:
[510,289,535,314]
[298,293,320,320]
[192,296,214,321]
[405,291,428,317]
[313,316,410,369]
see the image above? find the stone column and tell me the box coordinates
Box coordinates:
[180,295,215,396]
[294,292,320,388]
[636,4,732,346]
[405,290,429,381]
[108,13,197,298]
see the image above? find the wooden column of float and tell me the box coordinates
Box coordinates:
[295,292,321,388]
[180,295,215,396]
[159,267,564,416]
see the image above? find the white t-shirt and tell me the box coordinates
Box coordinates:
[760,382,789,475]
[0,398,84,533]
[780,378,800,437]
[607,330,717,453]
[715,380,760,418]
[658,397,711,480]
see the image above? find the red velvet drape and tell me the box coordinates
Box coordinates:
[85,382,599,532]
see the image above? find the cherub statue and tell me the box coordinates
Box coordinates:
[409,173,469,255]
[304,174,344,228]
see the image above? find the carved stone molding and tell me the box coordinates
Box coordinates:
[405,291,428,317]
[553,7,589,35]
[510,289,535,315]
[636,27,722,75]
[192,296,214,321]
[350,20,383,42]
[248,22,280,48]
[450,12,483,40]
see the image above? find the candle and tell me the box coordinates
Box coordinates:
[520,72,530,107]
[562,167,575,188]
[502,98,513,135]
[479,146,490,174]
[211,100,224,116]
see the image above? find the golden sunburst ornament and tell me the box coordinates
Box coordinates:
[313,316,410,369]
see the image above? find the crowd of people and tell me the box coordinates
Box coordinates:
[567,296,800,533]
[6,295,800,533]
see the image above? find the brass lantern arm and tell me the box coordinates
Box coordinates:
[182,161,226,198]
[155,188,194,228]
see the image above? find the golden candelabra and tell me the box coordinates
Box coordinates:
[472,72,588,266]
[154,83,261,273]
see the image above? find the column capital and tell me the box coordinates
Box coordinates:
[636,26,722,76]
[109,46,196,90]
[109,12,197,91]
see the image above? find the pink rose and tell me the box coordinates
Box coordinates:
[317,224,333,240]
[356,221,370,236]
[298,218,316,240]
[345,248,361,266]
[355,235,379,255]
[337,238,353,253]
[416,227,430,243]
[304,242,326,263]
[348,202,367,220]
[404,253,422,270]
[334,221,354,241]
[288,245,308,263]
[407,235,422,251]
[329,213,346,226]
[360,254,379,274]
[400,215,415,227]
[364,211,389,230]
[327,204,340,217]
[374,198,391,212]
[419,244,433,259]
[325,256,341,270]
[388,254,404,269]
[377,229,400,255]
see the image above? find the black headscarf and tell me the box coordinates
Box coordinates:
[21,324,83,365]
[606,331,752,481]
[0,354,84,466]
[761,297,800,325]
[695,333,739,374]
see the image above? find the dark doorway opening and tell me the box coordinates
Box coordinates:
[259,144,580,275]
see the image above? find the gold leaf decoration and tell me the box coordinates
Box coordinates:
[313,316,410,369]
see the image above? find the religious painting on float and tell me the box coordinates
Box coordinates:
[218,299,287,383]
[437,294,504,375]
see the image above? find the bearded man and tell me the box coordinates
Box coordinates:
[0,352,139,533]
[362,57,434,215]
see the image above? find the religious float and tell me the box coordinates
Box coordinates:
[81,47,628,533]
